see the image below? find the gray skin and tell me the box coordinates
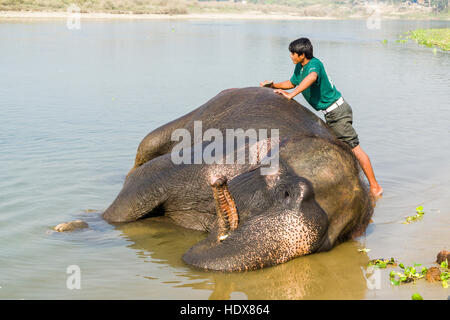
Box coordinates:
[102,87,373,272]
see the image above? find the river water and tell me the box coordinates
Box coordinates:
[0,18,449,300]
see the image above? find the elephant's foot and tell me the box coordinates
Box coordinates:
[54,220,88,232]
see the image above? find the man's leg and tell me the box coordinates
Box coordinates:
[352,145,383,198]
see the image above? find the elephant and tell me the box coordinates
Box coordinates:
[64,87,374,272]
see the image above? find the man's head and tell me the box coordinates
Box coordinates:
[289,38,313,64]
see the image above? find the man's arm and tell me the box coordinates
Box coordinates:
[272,80,295,90]
[259,80,295,89]
[274,72,318,100]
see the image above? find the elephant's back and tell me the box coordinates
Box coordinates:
[190,87,334,140]
[131,87,337,173]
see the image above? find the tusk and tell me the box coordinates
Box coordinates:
[211,176,239,242]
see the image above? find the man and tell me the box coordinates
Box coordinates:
[260,37,383,199]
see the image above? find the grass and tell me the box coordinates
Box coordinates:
[0,0,190,14]
[408,28,450,51]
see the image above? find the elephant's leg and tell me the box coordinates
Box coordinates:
[104,152,218,229]
[104,155,176,222]
[127,108,199,178]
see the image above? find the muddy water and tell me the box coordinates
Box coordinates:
[0,18,449,299]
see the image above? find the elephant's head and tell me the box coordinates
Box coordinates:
[182,165,330,272]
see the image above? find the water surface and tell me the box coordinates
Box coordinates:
[0,18,449,299]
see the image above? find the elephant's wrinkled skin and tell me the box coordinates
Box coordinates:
[103,87,373,272]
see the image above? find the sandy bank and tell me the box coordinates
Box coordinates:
[0,10,337,21]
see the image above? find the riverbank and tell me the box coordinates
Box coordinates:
[0,0,449,21]
[0,10,335,20]
[1,10,448,21]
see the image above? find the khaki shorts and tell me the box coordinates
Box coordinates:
[324,100,360,149]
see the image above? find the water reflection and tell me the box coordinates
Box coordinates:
[116,217,370,300]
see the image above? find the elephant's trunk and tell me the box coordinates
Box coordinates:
[183,177,329,272]
[183,209,327,271]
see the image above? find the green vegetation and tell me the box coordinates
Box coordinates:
[431,0,448,12]
[389,263,427,285]
[440,259,449,288]
[411,293,423,300]
[408,28,450,51]
[0,0,190,14]
[403,205,425,224]
[0,0,448,18]
[389,259,449,288]
[368,257,397,269]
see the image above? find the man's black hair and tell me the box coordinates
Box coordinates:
[289,38,314,59]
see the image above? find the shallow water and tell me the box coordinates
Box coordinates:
[0,18,449,300]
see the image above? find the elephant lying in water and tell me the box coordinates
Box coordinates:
[61,87,374,272]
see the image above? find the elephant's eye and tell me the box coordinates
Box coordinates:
[284,191,290,198]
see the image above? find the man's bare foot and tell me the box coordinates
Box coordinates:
[54,220,88,232]
[370,185,383,200]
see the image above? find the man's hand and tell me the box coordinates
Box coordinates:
[274,72,318,101]
[273,89,293,100]
[260,80,274,88]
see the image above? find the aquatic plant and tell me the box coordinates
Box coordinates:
[389,259,449,288]
[411,293,423,300]
[407,28,450,51]
[440,259,449,288]
[368,257,397,269]
[389,263,427,285]
[404,206,425,224]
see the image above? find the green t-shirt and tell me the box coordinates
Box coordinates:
[290,57,342,111]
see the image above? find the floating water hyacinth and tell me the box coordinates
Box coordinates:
[389,259,449,288]
[407,28,450,51]
[411,293,423,300]
[440,259,449,288]
[389,263,427,286]
[397,29,449,51]
[368,257,397,269]
[404,206,425,224]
